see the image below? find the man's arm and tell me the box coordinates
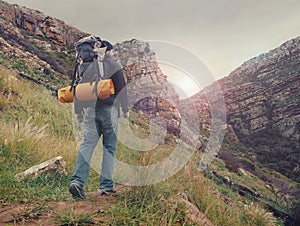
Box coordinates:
[111,69,129,115]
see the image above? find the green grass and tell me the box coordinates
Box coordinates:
[0,67,76,205]
[109,178,187,225]
[107,160,280,226]
[0,49,70,91]
[54,208,95,226]
[216,136,300,216]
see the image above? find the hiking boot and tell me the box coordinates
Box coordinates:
[100,188,117,196]
[69,183,85,199]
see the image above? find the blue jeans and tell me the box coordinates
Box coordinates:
[70,105,119,191]
[95,105,119,190]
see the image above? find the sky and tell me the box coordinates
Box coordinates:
[5,0,300,96]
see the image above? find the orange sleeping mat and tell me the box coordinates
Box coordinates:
[58,79,115,103]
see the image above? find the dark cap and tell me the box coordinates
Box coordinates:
[101,40,113,51]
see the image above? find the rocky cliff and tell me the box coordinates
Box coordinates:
[0,1,85,46]
[221,37,300,139]
[111,39,184,143]
[188,36,300,181]
[0,0,87,85]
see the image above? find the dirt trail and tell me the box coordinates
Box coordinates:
[0,185,129,225]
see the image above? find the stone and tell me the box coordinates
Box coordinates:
[265,184,272,190]
[168,194,214,226]
[14,156,67,181]
[224,176,231,184]
[238,168,248,177]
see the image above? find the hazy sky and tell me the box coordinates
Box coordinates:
[5,0,300,95]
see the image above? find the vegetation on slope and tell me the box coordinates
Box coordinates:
[0,67,76,204]
[1,66,296,225]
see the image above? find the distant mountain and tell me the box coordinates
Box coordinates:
[187,36,300,182]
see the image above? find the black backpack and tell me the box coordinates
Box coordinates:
[70,36,106,91]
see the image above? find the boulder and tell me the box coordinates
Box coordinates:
[168,194,214,226]
[14,156,67,181]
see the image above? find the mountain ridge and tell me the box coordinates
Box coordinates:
[187,35,300,182]
[1,0,299,181]
[226,36,300,79]
[0,0,86,46]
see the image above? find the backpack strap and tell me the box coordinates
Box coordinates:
[72,87,79,102]
[92,81,99,99]
[69,62,80,91]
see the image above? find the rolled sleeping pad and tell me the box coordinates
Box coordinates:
[58,79,115,103]
[58,86,73,103]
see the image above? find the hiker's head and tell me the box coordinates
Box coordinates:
[101,40,113,52]
[95,36,101,43]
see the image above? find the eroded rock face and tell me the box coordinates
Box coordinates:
[0,1,85,46]
[111,39,182,142]
[196,37,300,141]
[0,1,87,88]
[112,39,179,105]
[186,36,300,181]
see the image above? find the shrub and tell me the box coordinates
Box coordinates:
[218,151,241,173]
[243,202,277,226]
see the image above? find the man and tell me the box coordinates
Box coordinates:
[69,37,129,199]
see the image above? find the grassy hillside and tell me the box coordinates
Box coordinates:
[0,66,76,203]
[0,66,298,225]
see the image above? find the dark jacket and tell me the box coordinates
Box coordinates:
[74,55,129,114]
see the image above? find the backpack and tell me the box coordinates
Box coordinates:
[70,35,104,89]
[58,36,115,104]
[64,36,114,102]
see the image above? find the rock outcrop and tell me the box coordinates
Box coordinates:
[14,156,67,181]
[167,194,214,226]
[221,37,300,139]
[111,39,183,142]
[0,0,86,84]
[0,1,85,46]
[193,37,300,140]
[187,36,300,181]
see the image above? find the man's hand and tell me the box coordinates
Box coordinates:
[123,111,129,118]
[76,114,83,123]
